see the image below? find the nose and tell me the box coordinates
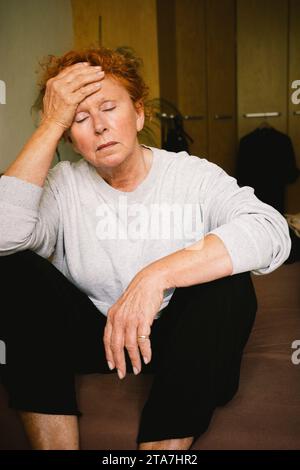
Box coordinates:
[93,117,107,135]
[94,124,107,135]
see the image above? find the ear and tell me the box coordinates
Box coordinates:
[135,101,145,132]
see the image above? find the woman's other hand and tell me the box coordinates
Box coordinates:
[41,62,105,130]
[103,269,165,380]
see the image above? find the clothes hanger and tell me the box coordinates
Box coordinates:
[258,120,272,129]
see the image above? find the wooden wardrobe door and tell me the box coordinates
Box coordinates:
[287,0,300,213]
[206,0,237,175]
[175,0,207,158]
[237,0,288,138]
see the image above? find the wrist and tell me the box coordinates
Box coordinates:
[142,261,174,292]
[38,117,66,140]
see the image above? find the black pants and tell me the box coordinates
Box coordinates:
[0,250,257,445]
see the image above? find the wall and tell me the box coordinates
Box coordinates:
[0,0,75,173]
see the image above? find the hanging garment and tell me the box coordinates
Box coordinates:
[236,127,299,214]
[162,114,194,153]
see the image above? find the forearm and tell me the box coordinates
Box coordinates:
[4,119,64,187]
[144,233,233,290]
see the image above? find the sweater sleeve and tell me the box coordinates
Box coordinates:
[0,175,59,258]
[203,163,291,275]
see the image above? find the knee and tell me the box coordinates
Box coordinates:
[0,249,52,292]
[0,249,37,268]
[233,271,257,300]
[213,271,254,294]
[189,271,256,310]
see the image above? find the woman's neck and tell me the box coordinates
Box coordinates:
[98,145,153,192]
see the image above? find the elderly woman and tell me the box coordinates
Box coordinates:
[0,47,291,450]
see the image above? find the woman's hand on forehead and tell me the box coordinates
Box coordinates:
[40,62,105,130]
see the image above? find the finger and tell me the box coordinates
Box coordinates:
[72,80,104,102]
[54,61,91,80]
[103,319,115,370]
[111,324,127,380]
[46,66,105,105]
[137,324,152,365]
[125,324,142,375]
[47,73,104,109]
[52,65,103,92]
[63,67,104,89]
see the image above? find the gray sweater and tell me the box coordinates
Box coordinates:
[0,145,291,319]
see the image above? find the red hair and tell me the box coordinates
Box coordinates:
[34,46,150,115]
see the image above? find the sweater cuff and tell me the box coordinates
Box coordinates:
[208,221,270,275]
[0,175,43,212]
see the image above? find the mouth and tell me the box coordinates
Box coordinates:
[96,142,118,151]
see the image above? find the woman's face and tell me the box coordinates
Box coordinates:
[68,75,145,169]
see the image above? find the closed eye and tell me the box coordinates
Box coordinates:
[75,107,115,122]
[76,117,88,123]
